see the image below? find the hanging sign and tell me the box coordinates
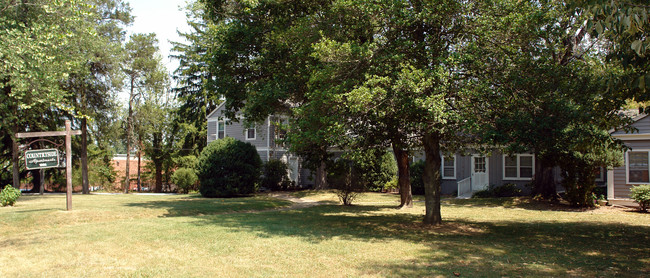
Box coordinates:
[25,149,60,170]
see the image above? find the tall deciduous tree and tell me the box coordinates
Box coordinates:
[121,33,167,193]
[0,0,109,189]
[463,0,629,204]
[199,0,471,224]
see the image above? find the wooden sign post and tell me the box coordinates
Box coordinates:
[16,120,81,211]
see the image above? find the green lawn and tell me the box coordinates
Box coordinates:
[1,192,648,277]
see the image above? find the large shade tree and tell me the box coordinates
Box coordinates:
[0,0,125,189]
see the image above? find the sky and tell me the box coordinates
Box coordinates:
[119,0,191,102]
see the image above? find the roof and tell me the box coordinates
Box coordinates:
[206,101,227,119]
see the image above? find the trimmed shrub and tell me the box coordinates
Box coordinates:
[197,138,262,197]
[409,161,425,195]
[261,159,290,191]
[1,185,21,207]
[630,184,650,212]
[171,168,198,194]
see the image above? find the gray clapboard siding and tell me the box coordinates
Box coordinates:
[612,114,650,135]
[612,139,650,198]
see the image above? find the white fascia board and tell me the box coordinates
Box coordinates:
[612,133,650,140]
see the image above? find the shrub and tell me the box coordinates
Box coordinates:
[630,184,650,212]
[171,168,198,194]
[1,185,21,207]
[383,177,398,191]
[409,161,425,195]
[472,183,522,198]
[197,138,262,197]
[343,150,397,192]
[261,159,290,191]
[366,151,397,191]
[328,159,366,205]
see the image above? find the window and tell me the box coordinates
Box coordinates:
[595,167,605,182]
[441,155,455,179]
[217,120,225,139]
[628,151,650,184]
[474,156,486,173]
[246,127,256,140]
[503,154,534,180]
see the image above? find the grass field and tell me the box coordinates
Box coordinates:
[1,192,648,277]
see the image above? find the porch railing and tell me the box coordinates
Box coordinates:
[457,177,472,198]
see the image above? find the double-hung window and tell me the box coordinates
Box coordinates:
[246,127,256,140]
[217,120,225,139]
[441,155,456,179]
[503,154,534,180]
[627,150,650,184]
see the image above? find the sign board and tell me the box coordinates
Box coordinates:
[25,149,59,170]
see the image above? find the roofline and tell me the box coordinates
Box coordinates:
[611,133,650,140]
[206,101,227,119]
[609,113,649,134]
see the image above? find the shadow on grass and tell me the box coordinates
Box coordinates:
[124,196,650,276]
[124,196,292,217]
[199,205,649,276]
[442,197,605,212]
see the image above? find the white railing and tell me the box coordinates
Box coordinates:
[457,177,472,197]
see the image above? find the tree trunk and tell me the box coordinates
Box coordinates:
[30,169,41,193]
[81,118,89,194]
[137,149,141,192]
[314,161,328,190]
[155,161,163,193]
[392,144,412,208]
[422,132,442,226]
[125,78,134,194]
[11,130,20,189]
[532,158,557,200]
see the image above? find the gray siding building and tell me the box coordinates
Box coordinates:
[610,113,650,203]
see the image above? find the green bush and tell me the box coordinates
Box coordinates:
[383,177,398,191]
[409,161,425,195]
[261,159,290,191]
[1,185,21,207]
[328,159,366,205]
[367,151,397,191]
[472,183,522,198]
[171,168,198,194]
[343,150,397,192]
[630,184,650,212]
[197,138,262,197]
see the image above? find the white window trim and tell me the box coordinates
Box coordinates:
[217,120,226,139]
[441,154,456,180]
[245,127,256,140]
[502,154,535,181]
[626,149,650,185]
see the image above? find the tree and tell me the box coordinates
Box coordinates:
[199,0,473,225]
[462,0,630,204]
[64,0,132,194]
[170,1,222,156]
[138,85,174,193]
[0,0,114,189]
[121,33,168,193]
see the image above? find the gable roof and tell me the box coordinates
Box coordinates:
[207,101,227,119]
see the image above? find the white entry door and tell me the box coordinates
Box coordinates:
[471,155,489,191]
